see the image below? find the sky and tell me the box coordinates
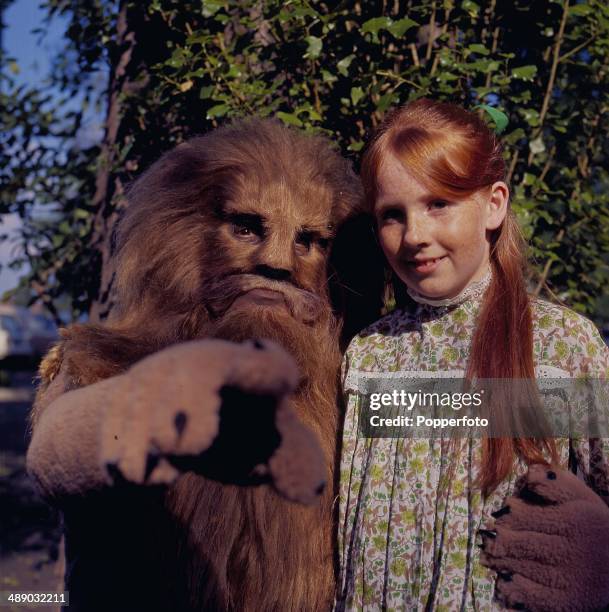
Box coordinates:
[0,0,67,296]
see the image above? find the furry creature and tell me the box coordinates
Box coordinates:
[26,119,363,611]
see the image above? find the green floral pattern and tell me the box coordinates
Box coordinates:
[336,298,609,611]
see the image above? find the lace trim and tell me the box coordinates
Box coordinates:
[406,268,492,308]
[343,365,571,393]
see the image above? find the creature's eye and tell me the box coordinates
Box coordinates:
[228,213,265,242]
[234,225,253,237]
[295,231,314,254]
[232,223,262,243]
[318,237,330,251]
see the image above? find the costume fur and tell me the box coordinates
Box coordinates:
[27,119,363,611]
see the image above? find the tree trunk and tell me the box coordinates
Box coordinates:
[88,1,136,323]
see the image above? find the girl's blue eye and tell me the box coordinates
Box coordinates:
[430,200,449,210]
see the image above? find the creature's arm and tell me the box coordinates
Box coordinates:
[27,338,326,505]
[27,368,125,500]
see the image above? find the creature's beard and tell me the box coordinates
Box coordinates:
[164,299,341,611]
[196,303,341,439]
[202,304,334,380]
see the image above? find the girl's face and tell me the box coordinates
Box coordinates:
[374,152,508,300]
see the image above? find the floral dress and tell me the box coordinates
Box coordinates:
[335,279,609,612]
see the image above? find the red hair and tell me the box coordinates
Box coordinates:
[361,99,557,495]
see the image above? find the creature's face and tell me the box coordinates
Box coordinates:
[202,172,338,326]
[114,119,361,337]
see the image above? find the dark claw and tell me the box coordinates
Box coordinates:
[478,529,497,539]
[547,470,557,480]
[105,462,127,484]
[174,411,188,436]
[498,570,513,582]
[519,486,553,505]
[491,505,511,519]
[144,454,160,481]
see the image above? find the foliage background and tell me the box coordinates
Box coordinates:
[1,0,608,325]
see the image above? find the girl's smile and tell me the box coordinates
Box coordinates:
[406,255,447,275]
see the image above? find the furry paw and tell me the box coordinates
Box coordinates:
[100,338,299,485]
[480,464,609,612]
[267,399,326,505]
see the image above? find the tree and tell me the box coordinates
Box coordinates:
[2,0,608,325]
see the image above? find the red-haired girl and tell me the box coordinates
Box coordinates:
[336,99,609,611]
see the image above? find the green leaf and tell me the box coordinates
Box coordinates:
[293,6,318,18]
[278,9,291,23]
[202,0,224,18]
[199,85,214,99]
[376,92,397,113]
[226,65,242,78]
[276,112,303,127]
[350,86,365,106]
[166,51,186,69]
[504,128,526,145]
[305,36,323,59]
[295,104,322,121]
[522,108,540,127]
[523,172,537,186]
[467,43,489,55]
[437,72,459,82]
[569,4,593,16]
[467,59,500,73]
[206,103,229,119]
[337,54,355,77]
[387,17,418,38]
[361,16,392,36]
[529,135,546,155]
[512,65,538,81]
[475,104,509,133]
[461,0,480,16]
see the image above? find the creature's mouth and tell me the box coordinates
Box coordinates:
[203,274,326,325]
[233,288,288,308]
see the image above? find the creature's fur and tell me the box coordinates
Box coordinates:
[30,119,363,611]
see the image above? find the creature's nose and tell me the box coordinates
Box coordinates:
[254,264,292,282]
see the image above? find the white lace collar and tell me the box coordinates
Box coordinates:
[406,268,492,308]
